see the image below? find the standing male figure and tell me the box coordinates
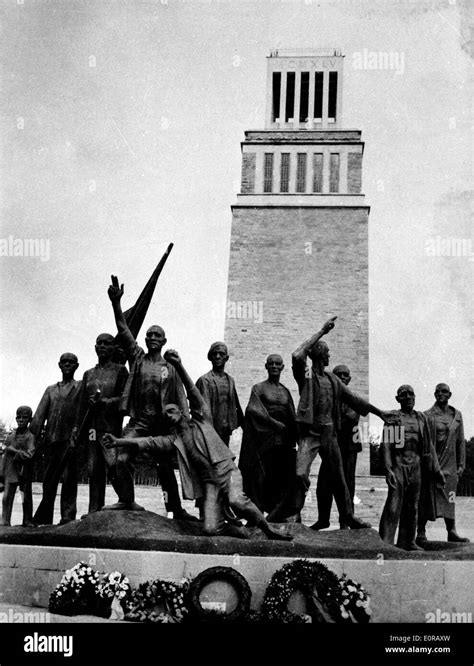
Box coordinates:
[196,342,244,446]
[314,364,362,530]
[72,334,128,514]
[276,317,394,528]
[379,385,444,551]
[31,354,81,525]
[0,406,35,527]
[417,383,469,544]
[103,350,291,541]
[239,354,297,514]
[107,276,195,519]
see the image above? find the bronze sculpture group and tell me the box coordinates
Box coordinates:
[0,274,469,550]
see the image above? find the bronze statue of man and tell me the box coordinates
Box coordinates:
[239,354,297,515]
[379,385,444,551]
[314,364,362,530]
[103,350,291,541]
[106,277,195,519]
[196,342,243,446]
[31,353,82,525]
[274,317,394,528]
[72,334,128,514]
[417,383,469,544]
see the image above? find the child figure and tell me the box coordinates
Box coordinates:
[0,406,36,527]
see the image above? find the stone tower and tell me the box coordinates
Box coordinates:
[225,48,369,417]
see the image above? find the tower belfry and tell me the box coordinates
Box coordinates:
[265,48,344,129]
[225,48,369,434]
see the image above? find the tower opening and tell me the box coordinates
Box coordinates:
[299,71,309,122]
[285,72,295,121]
[314,71,323,121]
[296,153,307,192]
[272,72,281,122]
[263,153,274,193]
[312,153,323,192]
[328,71,338,121]
[280,153,290,193]
[329,152,340,192]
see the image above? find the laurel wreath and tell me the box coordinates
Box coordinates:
[261,559,370,624]
[124,578,190,623]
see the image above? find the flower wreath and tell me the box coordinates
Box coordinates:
[338,574,371,622]
[124,578,190,623]
[96,571,132,618]
[49,562,100,616]
[261,559,347,624]
[98,571,131,602]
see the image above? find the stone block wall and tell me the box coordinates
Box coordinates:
[224,205,369,410]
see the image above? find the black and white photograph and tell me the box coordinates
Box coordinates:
[0,0,472,664]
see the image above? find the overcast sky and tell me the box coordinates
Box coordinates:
[0,0,472,435]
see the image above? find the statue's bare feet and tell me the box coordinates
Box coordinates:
[400,542,424,551]
[283,513,301,524]
[223,524,250,539]
[345,516,371,529]
[447,531,470,543]
[264,525,293,541]
[310,520,330,531]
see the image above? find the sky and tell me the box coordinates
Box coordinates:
[0,0,472,435]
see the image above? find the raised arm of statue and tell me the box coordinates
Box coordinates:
[164,350,211,421]
[108,275,135,356]
[292,316,337,361]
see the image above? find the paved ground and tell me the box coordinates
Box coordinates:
[6,469,474,543]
